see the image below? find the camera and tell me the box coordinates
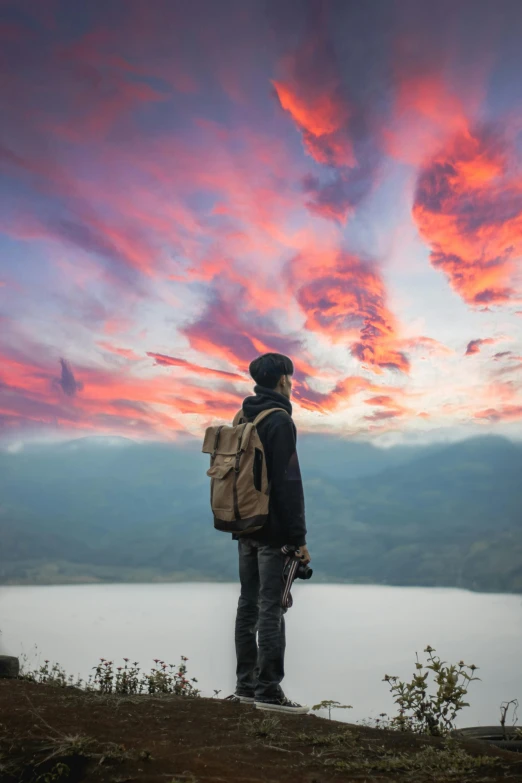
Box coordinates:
[295,562,313,580]
[283,557,313,580]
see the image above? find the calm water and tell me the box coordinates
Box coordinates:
[2,583,521,727]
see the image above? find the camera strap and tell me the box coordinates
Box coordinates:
[281,545,300,609]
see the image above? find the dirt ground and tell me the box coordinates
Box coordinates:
[1,679,522,783]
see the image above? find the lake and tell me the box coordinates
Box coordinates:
[1,583,521,727]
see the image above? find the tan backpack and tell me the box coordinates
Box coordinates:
[202,408,288,535]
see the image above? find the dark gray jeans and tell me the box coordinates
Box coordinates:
[235,538,286,701]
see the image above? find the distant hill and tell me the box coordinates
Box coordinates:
[0,434,521,592]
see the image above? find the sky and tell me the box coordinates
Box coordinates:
[1,0,522,448]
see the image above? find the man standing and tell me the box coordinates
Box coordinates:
[228,353,310,714]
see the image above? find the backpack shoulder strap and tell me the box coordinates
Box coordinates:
[232,409,245,426]
[252,407,289,428]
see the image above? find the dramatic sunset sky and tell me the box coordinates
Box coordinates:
[1,0,522,446]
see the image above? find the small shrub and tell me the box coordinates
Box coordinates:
[500,698,519,739]
[312,699,352,720]
[382,645,480,736]
[89,656,200,697]
[20,659,84,689]
[243,715,281,740]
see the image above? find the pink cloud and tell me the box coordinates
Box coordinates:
[97,342,142,361]
[146,352,246,382]
[465,338,498,356]
[474,405,522,422]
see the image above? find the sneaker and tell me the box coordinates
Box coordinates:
[224,693,255,704]
[254,697,309,714]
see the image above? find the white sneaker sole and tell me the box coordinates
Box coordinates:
[255,701,309,715]
[236,695,255,704]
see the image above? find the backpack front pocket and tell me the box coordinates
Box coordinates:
[207,461,235,516]
[207,464,234,480]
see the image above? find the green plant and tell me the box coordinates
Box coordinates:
[312,699,352,720]
[382,645,480,735]
[35,762,71,782]
[20,659,84,689]
[295,729,357,749]
[356,712,390,729]
[243,715,281,740]
[324,737,498,778]
[38,734,94,766]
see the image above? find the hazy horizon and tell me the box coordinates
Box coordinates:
[2,426,522,454]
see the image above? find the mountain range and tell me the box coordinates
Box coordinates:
[0,433,521,592]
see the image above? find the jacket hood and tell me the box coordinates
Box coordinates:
[242,385,292,420]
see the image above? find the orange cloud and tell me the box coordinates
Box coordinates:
[271,6,381,225]
[0,345,207,439]
[146,352,246,381]
[364,395,398,407]
[413,127,522,306]
[167,384,244,419]
[295,252,410,374]
[363,392,410,422]
[273,80,354,168]
[293,376,376,413]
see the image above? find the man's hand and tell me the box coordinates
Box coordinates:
[297,545,311,565]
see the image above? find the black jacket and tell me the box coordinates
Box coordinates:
[239,385,307,548]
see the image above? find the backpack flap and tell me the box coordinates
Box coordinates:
[202,422,254,456]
